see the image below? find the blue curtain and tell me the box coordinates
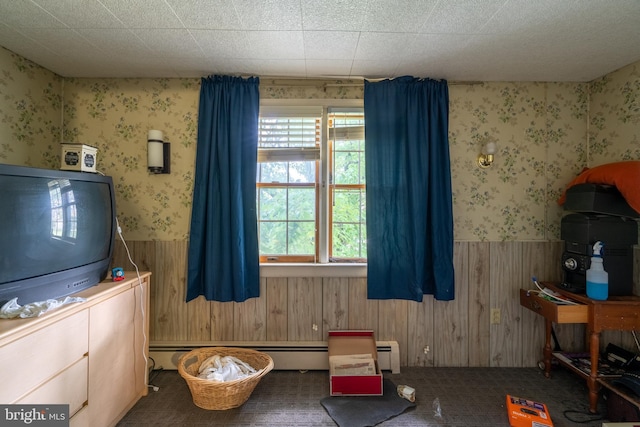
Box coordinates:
[186,75,260,302]
[364,76,454,301]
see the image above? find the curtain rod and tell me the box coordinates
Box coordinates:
[255,77,483,87]
[323,81,482,87]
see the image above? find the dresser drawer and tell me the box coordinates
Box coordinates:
[520,289,587,323]
[0,310,89,403]
[17,356,88,417]
[70,404,89,427]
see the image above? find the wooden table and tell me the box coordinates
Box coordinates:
[520,282,640,414]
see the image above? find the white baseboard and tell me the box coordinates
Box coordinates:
[149,340,400,374]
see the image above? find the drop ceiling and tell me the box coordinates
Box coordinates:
[1,0,639,82]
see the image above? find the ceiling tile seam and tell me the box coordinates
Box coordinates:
[28,0,68,29]
[163,0,186,28]
[96,0,128,29]
[4,26,59,57]
[184,28,207,58]
[298,0,305,31]
[231,0,252,32]
[67,28,108,55]
[301,21,308,76]
[476,0,511,34]
[299,0,312,68]
[359,0,372,32]
[348,32,363,79]
[31,0,141,56]
[415,0,446,35]
[161,0,207,60]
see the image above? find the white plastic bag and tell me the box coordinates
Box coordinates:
[198,355,257,381]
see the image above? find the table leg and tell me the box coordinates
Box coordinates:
[588,330,600,414]
[544,319,552,378]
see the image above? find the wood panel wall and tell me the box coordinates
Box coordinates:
[111,241,640,368]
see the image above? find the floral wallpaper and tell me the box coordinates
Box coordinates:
[449,81,588,241]
[1,45,638,243]
[61,77,200,240]
[589,64,640,163]
[0,47,62,168]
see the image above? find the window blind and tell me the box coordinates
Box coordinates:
[258,106,322,162]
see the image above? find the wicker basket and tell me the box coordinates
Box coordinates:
[177,347,274,410]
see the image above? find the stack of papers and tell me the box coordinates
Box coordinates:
[329,353,376,376]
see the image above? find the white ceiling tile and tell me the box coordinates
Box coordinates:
[0,0,66,28]
[0,23,48,53]
[354,32,415,61]
[479,0,582,35]
[254,59,307,76]
[407,34,471,57]
[131,29,202,58]
[189,30,242,58]
[246,31,304,59]
[362,0,439,33]
[192,30,304,59]
[210,58,307,77]
[304,59,353,77]
[420,0,505,34]
[303,31,359,60]
[164,0,240,29]
[456,33,587,82]
[31,0,125,29]
[14,28,99,56]
[61,50,171,79]
[350,59,400,79]
[98,0,183,28]
[205,58,259,75]
[0,25,61,67]
[392,59,450,81]
[233,0,302,31]
[166,55,223,77]
[77,29,150,56]
[301,0,368,31]
[0,0,639,80]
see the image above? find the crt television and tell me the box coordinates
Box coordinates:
[0,164,116,306]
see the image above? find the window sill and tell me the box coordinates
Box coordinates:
[259,263,367,278]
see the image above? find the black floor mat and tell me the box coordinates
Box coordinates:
[320,379,415,427]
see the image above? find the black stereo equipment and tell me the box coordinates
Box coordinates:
[560,213,637,296]
[605,343,638,369]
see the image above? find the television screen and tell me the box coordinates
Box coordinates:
[0,164,116,305]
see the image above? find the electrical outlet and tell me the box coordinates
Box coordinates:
[490,308,501,324]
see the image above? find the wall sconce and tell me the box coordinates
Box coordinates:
[477,141,497,168]
[148,130,170,174]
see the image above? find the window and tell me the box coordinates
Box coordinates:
[328,110,366,261]
[257,104,365,263]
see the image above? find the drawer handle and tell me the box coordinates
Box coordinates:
[532,300,542,311]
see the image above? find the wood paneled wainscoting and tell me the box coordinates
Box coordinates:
[111,241,640,368]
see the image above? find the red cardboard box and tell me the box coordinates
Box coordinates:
[506,395,554,427]
[328,330,383,396]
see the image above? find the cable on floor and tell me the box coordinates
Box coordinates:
[562,409,603,424]
[147,356,163,392]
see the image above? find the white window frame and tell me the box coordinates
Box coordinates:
[258,99,365,270]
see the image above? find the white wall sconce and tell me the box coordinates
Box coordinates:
[148,130,170,174]
[477,141,497,168]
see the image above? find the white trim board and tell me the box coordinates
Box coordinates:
[149,340,400,374]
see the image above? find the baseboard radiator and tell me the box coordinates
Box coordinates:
[149,341,400,374]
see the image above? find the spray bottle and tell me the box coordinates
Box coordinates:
[586,241,608,300]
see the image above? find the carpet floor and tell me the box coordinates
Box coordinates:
[117,366,612,426]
